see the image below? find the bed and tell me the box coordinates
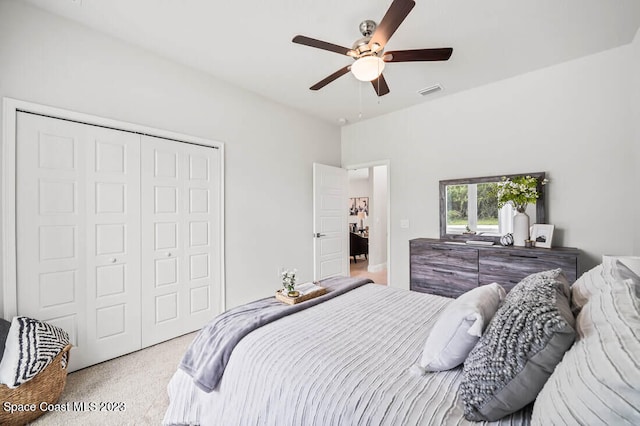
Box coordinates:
[164,257,640,426]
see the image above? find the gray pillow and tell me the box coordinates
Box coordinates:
[0,318,10,364]
[459,269,576,421]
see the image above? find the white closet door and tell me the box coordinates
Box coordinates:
[16,113,142,371]
[141,135,220,346]
[84,125,142,367]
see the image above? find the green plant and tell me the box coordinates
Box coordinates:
[496,175,548,212]
[281,269,297,292]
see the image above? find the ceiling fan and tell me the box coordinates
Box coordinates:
[292,0,453,97]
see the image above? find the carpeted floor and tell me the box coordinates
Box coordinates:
[31,332,196,425]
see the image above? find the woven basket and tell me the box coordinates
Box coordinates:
[0,345,72,426]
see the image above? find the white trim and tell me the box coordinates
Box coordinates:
[343,159,391,286]
[2,98,18,318]
[1,97,226,318]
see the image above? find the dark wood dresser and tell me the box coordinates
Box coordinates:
[410,238,579,298]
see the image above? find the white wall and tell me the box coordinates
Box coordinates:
[369,165,388,271]
[342,39,638,289]
[0,0,341,317]
[633,30,640,255]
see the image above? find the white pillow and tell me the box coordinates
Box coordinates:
[603,255,640,280]
[571,264,606,313]
[533,276,640,425]
[418,283,506,372]
[571,257,640,315]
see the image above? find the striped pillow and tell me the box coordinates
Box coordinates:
[570,264,606,313]
[604,255,640,278]
[572,257,640,314]
[532,275,640,424]
[0,317,70,388]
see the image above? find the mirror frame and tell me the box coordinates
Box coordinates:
[439,172,546,242]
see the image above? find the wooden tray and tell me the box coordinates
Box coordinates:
[275,287,327,305]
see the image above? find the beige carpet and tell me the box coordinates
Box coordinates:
[31,332,196,426]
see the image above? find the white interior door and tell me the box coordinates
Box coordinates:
[313,163,349,280]
[16,112,142,370]
[141,135,221,346]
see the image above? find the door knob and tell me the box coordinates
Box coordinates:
[110,258,117,263]
[314,233,326,238]
[166,252,172,257]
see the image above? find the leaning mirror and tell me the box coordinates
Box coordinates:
[439,172,546,241]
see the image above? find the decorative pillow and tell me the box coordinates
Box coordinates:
[0,318,10,364]
[603,255,640,278]
[570,264,606,313]
[417,283,506,372]
[572,256,640,313]
[532,276,640,425]
[0,316,70,388]
[459,269,576,422]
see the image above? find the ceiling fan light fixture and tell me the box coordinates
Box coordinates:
[351,56,385,82]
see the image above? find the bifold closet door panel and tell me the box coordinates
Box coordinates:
[84,125,142,367]
[141,135,220,347]
[16,112,142,371]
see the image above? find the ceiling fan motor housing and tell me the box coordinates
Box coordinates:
[353,21,383,58]
[359,20,377,37]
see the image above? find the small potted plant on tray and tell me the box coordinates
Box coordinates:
[282,269,298,297]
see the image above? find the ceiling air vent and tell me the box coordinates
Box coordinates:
[417,84,442,96]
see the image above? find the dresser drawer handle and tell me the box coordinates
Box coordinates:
[433,269,454,275]
[431,247,452,251]
[509,254,539,259]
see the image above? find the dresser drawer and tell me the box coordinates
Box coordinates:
[478,273,524,293]
[479,250,577,287]
[410,264,478,298]
[410,242,478,271]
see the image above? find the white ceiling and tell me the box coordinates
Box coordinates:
[24,0,640,125]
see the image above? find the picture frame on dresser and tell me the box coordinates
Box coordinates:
[531,224,554,248]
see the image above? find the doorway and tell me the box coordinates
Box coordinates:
[347,164,389,284]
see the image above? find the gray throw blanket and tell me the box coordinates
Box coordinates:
[179,276,372,392]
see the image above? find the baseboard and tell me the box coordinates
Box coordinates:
[367,262,387,273]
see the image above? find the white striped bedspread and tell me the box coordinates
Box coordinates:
[164,284,531,425]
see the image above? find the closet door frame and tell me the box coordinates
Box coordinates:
[2,97,225,319]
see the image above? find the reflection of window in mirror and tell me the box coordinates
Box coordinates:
[446,183,537,236]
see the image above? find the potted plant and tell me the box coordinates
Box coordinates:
[496,175,546,213]
[281,269,298,297]
[495,175,548,246]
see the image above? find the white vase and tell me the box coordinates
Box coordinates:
[512,210,530,247]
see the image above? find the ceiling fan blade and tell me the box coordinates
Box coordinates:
[310,65,352,91]
[369,0,416,50]
[383,48,453,62]
[292,35,354,56]
[371,74,390,97]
